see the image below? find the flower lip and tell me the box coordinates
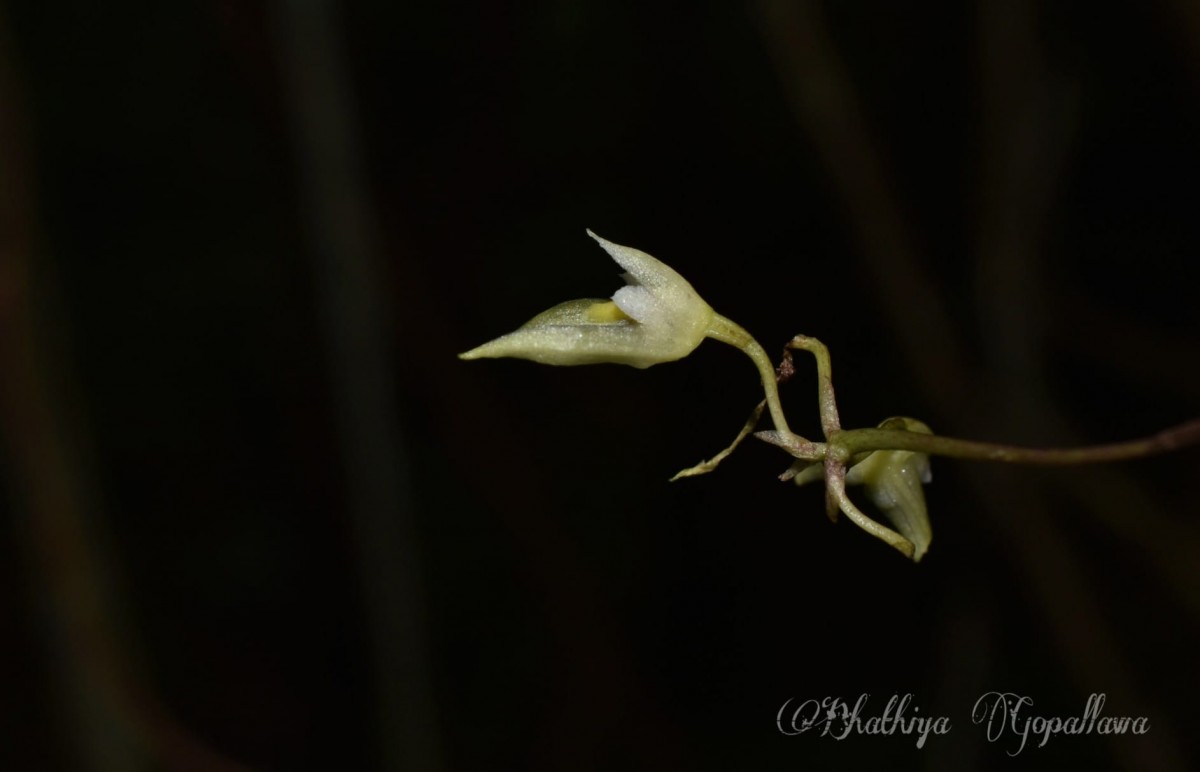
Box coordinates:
[458,230,715,368]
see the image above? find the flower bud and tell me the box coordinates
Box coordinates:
[845,417,934,561]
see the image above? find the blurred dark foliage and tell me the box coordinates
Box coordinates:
[2,1,1199,770]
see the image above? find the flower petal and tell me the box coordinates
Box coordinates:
[589,230,714,359]
[586,229,680,290]
[459,298,666,368]
[845,418,934,561]
[612,284,659,324]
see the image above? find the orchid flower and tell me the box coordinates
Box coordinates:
[460,231,800,443]
[775,416,934,561]
[459,230,714,369]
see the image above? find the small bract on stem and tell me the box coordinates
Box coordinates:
[460,231,1200,561]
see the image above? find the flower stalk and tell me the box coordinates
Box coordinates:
[703,315,800,442]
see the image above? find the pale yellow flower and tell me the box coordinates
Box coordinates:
[459,230,714,369]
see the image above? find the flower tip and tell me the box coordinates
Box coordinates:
[458,344,493,361]
[585,228,614,253]
[458,336,522,362]
[459,336,516,361]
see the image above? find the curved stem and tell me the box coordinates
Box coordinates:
[671,400,766,481]
[785,335,841,437]
[705,315,803,441]
[825,459,915,558]
[835,419,1200,465]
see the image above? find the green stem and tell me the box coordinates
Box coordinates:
[834,419,1200,464]
[823,458,914,558]
[705,314,802,441]
[757,420,1200,466]
[786,335,841,438]
[767,331,1200,466]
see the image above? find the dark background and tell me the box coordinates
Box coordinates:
[3,1,1199,770]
